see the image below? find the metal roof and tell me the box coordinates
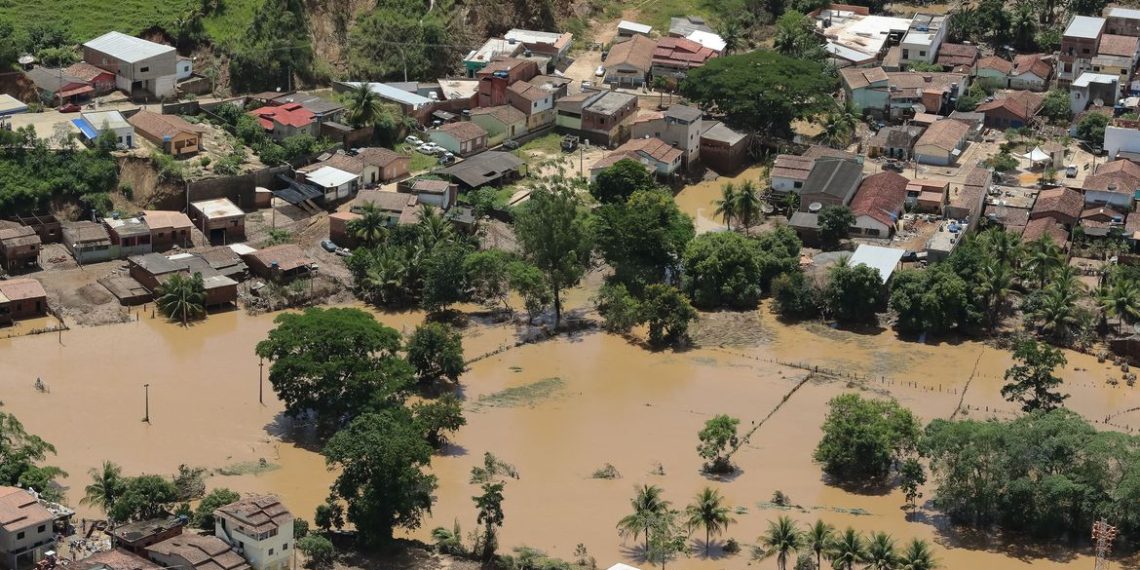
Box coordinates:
[1108,7,1140,19]
[1064,16,1106,39]
[83,31,174,64]
[305,166,357,189]
[618,20,653,34]
[0,94,28,116]
[81,110,131,130]
[344,82,433,108]
[1073,72,1119,87]
[847,245,905,283]
[273,174,324,204]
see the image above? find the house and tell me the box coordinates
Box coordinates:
[11,215,61,244]
[1058,16,1106,86]
[945,165,991,225]
[397,178,459,210]
[840,68,967,117]
[110,518,187,556]
[244,244,315,282]
[604,35,655,87]
[1022,216,1071,248]
[0,278,48,323]
[699,121,748,174]
[196,246,248,282]
[62,221,113,264]
[191,199,245,244]
[470,105,528,145]
[799,158,864,211]
[839,67,890,114]
[327,212,360,247]
[506,81,556,131]
[430,121,488,156]
[24,66,93,105]
[128,110,202,156]
[1105,118,1140,160]
[651,37,717,79]
[64,62,116,95]
[72,549,162,570]
[1010,54,1053,91]
[814,8,910,67]
[848,245,907,283]
[527,75,572,100]
[628,104,703,166]
[145,533,250,570]
[1072,72,1122,114]
[669,16,713,37]
[503,29,573,62]
[913,119,969,165]
[463,38,524,77]
[476,58,539,107]
[128,253,238,307]
[975,56,1013,87]
[141,210,193,251]
[299,166,359,203]
[176,56,193,81]
[0,95,26,119]
[248,104,316,140]
[1093,34,1140,86]
[269,93,344,125]
[213,496,293,570]
[770,155,816,196]
[906,179,949,212]
[850,171,908,237]
[352,190,423,226]
[103,216,153,258]
[438,151,525,189]
[592,137,683,179]
[949,108,986,135]
[82,31,178,98]
[0,486,58,567]
[899,14,947,66]
[617,20,653,37]
[339,82,435,119]
[580,91,638,146]
[1031,187,1084,226]
[74,110,134,148]
[356,147,410,183]
[685,30,727,53]
[0,225,40,272]
[1106,6,1140,36]
[935,43,978,71]
[866,125,924,159]
[1083,159,1140,207]
[975,90,1044,129]
[1079,204,1127,237]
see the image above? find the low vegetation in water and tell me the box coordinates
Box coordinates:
[214,459,281,476]
[591,463,621,479]
[474,378,565,409]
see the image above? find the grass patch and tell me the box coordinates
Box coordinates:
[396,143,440,174]
[214,459,281,476]
[633,0,720,35]
[519,132,563,154]
[474,377,564,408]
[591,463,622,479]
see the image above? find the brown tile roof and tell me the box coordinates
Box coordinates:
[652,37,716,68]
[354,189,416,213]
[142,210,193,231]
[1012,54,1051,79]
[439,121,487,142]
[840,66,889,90]
[803,146,859,160]
[63,221,111,244]
[410,179,452,194]
[1084,159,1140,193]
[1022,217,1069,246]
[851,171,909,227]
[215,495,291,535]
[1126,212,1140,237]
[356,147,406,168]
[771,154,815,182]
[471,104,527,125]
[975,90,1045,121]
[915,119,969,152]
[477,57,534,77]
[936,43,978,67]
[73,549,162,570]
[128,110,202,140]
[977,55,1014,74]
[508,81,551,102]
[614,136,683,164]
[591,152,646,172]
[0,486,54,532]
[964,165,992,187]
[301,153,364,175]
[886,71,967,99]
[1033,187,1084,220]
[606,34,655,73]
[146,534,250,570]
[1081,204,1125,221]
[64,62,114,82]
[1099,34,1139,57]
[249,244,313,272]
[0,225,38,245]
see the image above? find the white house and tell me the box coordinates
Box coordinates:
[1105,123,1140,160]
[302,166,358,203]
[75,110,134,148]
[214,496,293,570]
[0,487,59,570]
[82,31,178,98]
[899,14,947,66]
[176,56,193,80]
[1070,72,1120,115]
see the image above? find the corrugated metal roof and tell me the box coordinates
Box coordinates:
[83,31,174,64]
[848,245,905,283]
[306,166,358,188]
[1064,16,1106,39]
[345,82,433,108]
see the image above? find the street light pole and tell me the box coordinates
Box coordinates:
[143,384,150,423]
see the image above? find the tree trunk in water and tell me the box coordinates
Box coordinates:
[706,527,711,556]
[553,285,562,329]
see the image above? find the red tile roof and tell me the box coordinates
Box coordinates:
[0,278,47,302]
[975,90,1045,121]
[439,121,488,142]
[851,171,909,227]
[1084,159,1140,194]
[614,136,683,165]
[1032,187,1084,220]
[1012,54,1051,79]
[248,103,314,130]
[652,37,717,68]
[606,35,656,73]
[1022,217,1069,247]
[1098,34,1139,57]
[936,43,978,67]
[64,62,114,82]
[977,55,1013,74]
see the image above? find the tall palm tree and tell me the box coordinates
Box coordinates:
[361,248,409,304]
[347,203,388,247]
[714,183,739,230]
[1023,236,1064,290]
[1098,278,1140,335]
[976,263,1013,330]
[865,532,897,570]
[417,205,455,250]
[897,539,938,570]
[1033,284,1082,342]
[755,516,802,570]
[782,192,801,218]
[828,528,867,570]
[685,487,734,556]
[346,83,383,128]
[718,20,744,54]
[819,114,850,149]
[832,101,860,139]
[802,519,836,570]
[81,461,127,519]
[734,180,763,230]
[617,485,671,555]
[979,228,1023,268]
[156,272,206,326]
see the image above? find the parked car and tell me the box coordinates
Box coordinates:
[418,143,444,155]
[59,103,82,113]
[439,154,456,165]
[882,160,904,172]
[405,135,422,146]
[502,140,520,150]
[595,65,606,77]
[581,81,593,89]
[320,240,338,253]
[1065,165,1078,178]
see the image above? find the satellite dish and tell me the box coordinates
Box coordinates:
[808,202,823,213]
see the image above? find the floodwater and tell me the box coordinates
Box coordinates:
[675,165,767,233]
[1,297,1137,570]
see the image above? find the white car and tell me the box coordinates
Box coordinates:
[595,65,606,77]
[405,135,422,146]
[425,143,446,155]
[417,143,436,154]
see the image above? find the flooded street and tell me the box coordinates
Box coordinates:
[674,166,767,233]
[1,297,1136,569]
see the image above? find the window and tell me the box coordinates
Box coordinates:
[140,66,150,72]
[1082,48,1090,54]
[919,50,926,57]
[268,549,274,556]
[37,525,46,533]
[283,544,288,550]
[17,532,25,540]
[794,181,803,189]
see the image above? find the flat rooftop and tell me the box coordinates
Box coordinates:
[1065,15,1106,39]
[818,13,911,62]
[192,198,243,219]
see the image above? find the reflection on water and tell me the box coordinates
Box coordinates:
[0,298,1135,569]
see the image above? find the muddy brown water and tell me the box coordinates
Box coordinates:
[1,298,1137,569]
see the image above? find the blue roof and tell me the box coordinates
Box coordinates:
[71,118,98,140]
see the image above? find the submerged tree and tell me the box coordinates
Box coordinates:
[685,487,734,556]
[81,461,127,518]
[513,183,593,328]
[697,415,740,474]
[473,482,505,561]
[755,516,802,570]
[617,484,671,554]
[1001,337,1069,413]
[156,272,207,325]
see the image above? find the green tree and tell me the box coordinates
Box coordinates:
[733,180,763,230]
[508,260,553,323]
[682,232,764,309]
[406,322,464,386]
[474,482,505,561]
[641,284,697,348]
[421,242,473,313]
[514,185,593,328]
[80,461,127,519]
[697,415,740,473]
[975,263,1014,330]
[827,528,867,570]
[773,11,823,59]
[314,501,344,532]
[1076,112,1109,145]
[255,308,414,432]
[297,535,335,569]
[1001,337,1069,412]
[293,518,310,539]
[590,159,657,203]
[596,283,643,334]
[172,464,206,501]
[802,520,835,570]
[686,487,734,556]
[322,408,437,547]
[680,50,837,143]
[345,83,384,128]
[348,2,461,81]
[897,539,938,570]
[156,273,207,326]
[1022,236,1064,290]
[645,508,690,569]
[617,485,670,554]
[229,0,313,93]
[755,516,802,570]
[1039,89,1072,123]
[889,266,976,335]
[1097,277,1140,334]
[0,408,61,496]
[771,271,823,320]
[593,189,694,290]
[1031,283,1084,342]
[714,183,739,229]
[464,249,514,312]
[347,203,388,247]
[813,394,921,482]
[817,206,854,250]
[823,260,882,325]
[192,488,241,529]
[411,395,466,448]
[865,532,897,570]
[111,475,179,522]
[899,458,926,516]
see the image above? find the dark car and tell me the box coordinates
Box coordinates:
[320,239,337,253]
[502,140,520,150]
[58,103,82,113]
[882,160,904,172]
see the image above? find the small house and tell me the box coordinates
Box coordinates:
[651,37,717,79]
[1082,159,1140,208]
[398,178,459,210]
[617,20,652,37]
[145,533,250,570]
[1031,187,1083,226]
[470,105,527,145]
[907,179,949,212]
[244,244,315,282]
[64,62,116,95]
[850,171,909,237]
[0,486,58,565]
[300,166,359,203]
[74,110,134,148]
[975,90,1044,129]
[128,110,202,156]
[191,198,245,244]
[12,214,61,244]
[24,66,93,104]
[913,119,969,165]
[0,224,41,272]
[1010,54,1052,91]
[975,56,1013,88]
[866,125,924,160]
[592,137,683,179]
[699,121,748,174]
[110,518,186,556]
[356,147,410,184]
[438,151,525,189]
[604,35,655,87]
[141,210,193,251]
[103,216,153,257]
[581,91,639,146]
[1070,72,1119,115]
[430,122,488,156]
[770,155,816,196]
[0,279,48,325]
[62,221,113,264]
[213,496,294,570]
[248,104,316,140]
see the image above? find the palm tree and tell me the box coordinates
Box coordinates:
[828,528,867,570]
[734,180,763,230]
[832,101,860,139]
[685,487,734,556]
[156,272,206,326]
[347,203,388,247]
[617,485,671,555]
[819,115,849,149]
[417,205,455,250]
[782,192,801,218]
[755,516,802,570]
[81,461,126,519]
[1033,285,1082,342]
[714,183,739,230]
[865,532,897,570]
[897,539,938,570]
[976,263,1013,330]
[979,228,1023,268]
[802,519,836,570]
[346,83,383,128]
[1023,236,1064,290]
[718,20,744,54]
[1098,278,1140,335]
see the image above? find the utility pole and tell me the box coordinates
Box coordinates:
[259,358,264,405]
[143,384,150,423]
[1092,519,1117,570]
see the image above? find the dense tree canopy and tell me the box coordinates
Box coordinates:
[813,394,921,482]
[0,129,119,215]
[405,322,465,386]
[824,261,882,325]
[590,159,657,204]
[0,407,63,497]
[593,189,694,291]
[889,266,978,335]
[1001,337,1069,412]
[348,0,465,81]
[110,475,178,522]
[682,232,765,309]
[514,184,594,327]
[229,0,313,93]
